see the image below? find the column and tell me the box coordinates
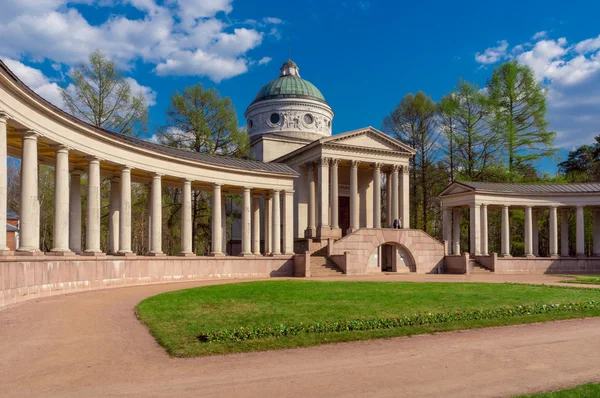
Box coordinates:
[283,190,294,254]
[221,194,227,254]
[349,160,360,231]
[452,208,462,255]
[469,204,481,255]
[373,163,382,228]
[386,171,392,227]
[442,206,451,244]
[51,145,70,253]
[149,173,163,255]
[524,206,533,257]
[549,206,558,257]
[211,183,223,256]
[118,167,133,255]
[576,206,585,257]
[252,194,261,255]
[264,195,272,255]
[561,209,569,256]
[532,209,539,257]
[400,165,410,228]
[85,156,102,254]
[146,184,152,252]
[0,112,9,252]
[501,205,511,256]
[272,190,281,255]
[18,131,40,252]
[108,176,120,254]
[593,210,600,256]
[241,187,252,255]
[306,162,316,236]
[317,158,330,234]
[69,171,82,253]
[390,165,399,223]
[180,179,193,255]
[480,204,488,256]
[330,159,339,230]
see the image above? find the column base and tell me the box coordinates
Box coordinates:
[145,252,166,257]
[0,250,15,256]
[210,252,225,257]
[549,254,560,259]
[178,252,196,257]
[117,251,137,257]
[270,252,282,256]
[525,254,536,259]
[500,254,512,258]
[15,250,44,256]
[316,226,332,238]
[81,251,106,257]
[47,250,72,256]
[577,254,587,259]
[239,253,255,257]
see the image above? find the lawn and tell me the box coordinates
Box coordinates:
[136,280,600,357]
[516,383,600,397]
[561,275,600,285]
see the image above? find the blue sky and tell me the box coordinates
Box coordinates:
[2,0,600,174]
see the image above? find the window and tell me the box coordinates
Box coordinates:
[304,114,313,124]
[270,113,280,124]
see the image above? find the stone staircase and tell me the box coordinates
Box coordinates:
[469,258,492,273]
[310,247,344,277]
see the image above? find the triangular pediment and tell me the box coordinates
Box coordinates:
[323,127,416,155]
[438,182,475,197]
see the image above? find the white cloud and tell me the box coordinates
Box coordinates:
[258,57,272,66]
[0,0,279,82]
[475,40,509,64]
[475,33,600,148]
[1,57,65,108]
[532,31,548,40]
[125,77,157,106]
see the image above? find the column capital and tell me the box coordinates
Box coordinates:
[402,165,410,174]
[0,111,10,124]
[480,203,487,209]
[22,129,41,140]
[372,162,383,170]
[304,160,314,169]
[53,143,70,153]
[391,164,401,172]
[243,186,253,192]
[330,158,340,167]
[213,182,223,187]
[271,189,281,194]
[319,157,331,166]
[350,160,360,168]
[150,172,163,178]
[70,168,85,176]
[86,155,102,163]
[119,164,133,172]
[111,175,121,183]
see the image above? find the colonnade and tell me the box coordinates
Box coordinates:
[305,158,410,237]
[0,114,294,257]
[443,204,600,258]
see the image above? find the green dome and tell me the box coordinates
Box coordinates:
[252,60,327,104]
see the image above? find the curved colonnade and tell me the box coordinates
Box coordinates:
[0,61,297,306]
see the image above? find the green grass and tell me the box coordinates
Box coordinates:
[516,383,600,397]
[136,280,600,357]
[561,275,600,285]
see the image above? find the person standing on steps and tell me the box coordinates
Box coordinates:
[398,217,403,229]
[392,219,399,229]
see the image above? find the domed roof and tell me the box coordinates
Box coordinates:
[252,60,327,104]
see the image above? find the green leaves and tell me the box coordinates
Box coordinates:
[197,300,600,343]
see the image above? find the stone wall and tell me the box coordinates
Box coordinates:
[0,255,294,308]
[330,229,444,275]
[494,256,600,274]
[444,254,467,274]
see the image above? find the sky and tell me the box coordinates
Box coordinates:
[2,0,600,174]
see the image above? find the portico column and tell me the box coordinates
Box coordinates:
[549,206,558,257]
[252,194,261,255]
[561,209,569,257]
[501,205,511,256]
[469,204,481,256]
[264,195,272,255]
[386,171,392,227]
[330,159,339,230]
[149,173,163,255]
[180,179,193,255]
[524,206,533,257]
[51,145,70,253]
[306,162,316,236]
[452,208,462,255]
[272,190,281,255]
[283,190,294,254]
[400,165,410,228]
[593,210,600,257]
[442,206,451,244]
[108,176,120,254]
[241,187,252,256]
[69,171,82,253]
[118,167,133,255]
[317,158,330,235]
[390,165,399,223]
[532,209,539,257]
[18,131,40,252]
[85,156,102,254]
[211,183,223,256]
[221,194,227,254]
[373,163,382,228]
[0,112,10,252]
[480,204,488,256]
[349,160,360,232]
[576,205,585,257]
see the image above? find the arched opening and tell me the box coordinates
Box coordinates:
[367,242,416,273]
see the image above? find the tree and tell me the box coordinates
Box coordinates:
[487,61,556,181]
[158,84,249,253]
[558,136,600,182]
[439,80,501,181]
[382,91,441,232]
[61,49,148,136]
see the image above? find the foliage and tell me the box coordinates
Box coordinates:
[558,136,600,182]
[61,49,148,136]
[561,275,600,285]
[516,383,600,398]
[197,300,600,343]
[487,61,556,180]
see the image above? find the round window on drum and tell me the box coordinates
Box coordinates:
[270,113,280,125]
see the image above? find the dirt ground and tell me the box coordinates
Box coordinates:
[1,274,599,397]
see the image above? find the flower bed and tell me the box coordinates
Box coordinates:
[198,300,600,343]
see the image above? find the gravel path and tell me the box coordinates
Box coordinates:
[1,275,599,397]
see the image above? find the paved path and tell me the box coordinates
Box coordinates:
[1,275,599,397]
